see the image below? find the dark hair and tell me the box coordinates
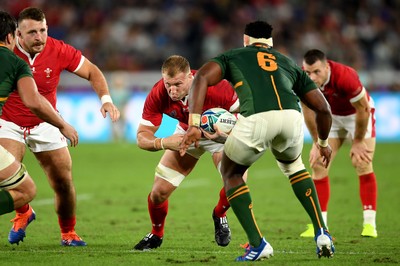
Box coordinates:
[244,21,273,39]
[18,7,46,23]
[303,49,327,65]
[0,11,17,42]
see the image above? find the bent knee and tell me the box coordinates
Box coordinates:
[277,156,305,177]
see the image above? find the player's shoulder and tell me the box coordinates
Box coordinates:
[329,60,360,83]
[329,60,357,75]
[147,78,167,100]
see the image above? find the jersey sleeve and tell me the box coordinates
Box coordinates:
[16,57,33,80]
[337,68,364,101]
[293,69,318,97]
[141,81,164,127]
[56,39,83,72]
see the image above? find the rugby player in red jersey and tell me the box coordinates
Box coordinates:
[0,10,78,242]
[133,55,242,250]
[300,49,378,238]
[0,7,120,246]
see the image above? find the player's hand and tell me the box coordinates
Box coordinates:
[59,123,79,147]
[179,126,201,156]
[163,134,184,151]
[201,125,228,144]
[350,140,373,165]
[309,143,321,168]
[315,143,332,168]
[101,102,121,122]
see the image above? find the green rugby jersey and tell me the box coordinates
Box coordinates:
[0,46,32,113]
[211,45,316,117]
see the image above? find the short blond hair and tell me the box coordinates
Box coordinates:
[161,55,190,77]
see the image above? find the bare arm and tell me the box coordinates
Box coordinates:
[75,58,120,122]
[180,62,223,155]
[350,93,373,163]
[17,77,78,147]
[188,61,223,114]
[137,124,183,152]
[300,89,332,142]
[300,89,333,166]
[351,93,371,143]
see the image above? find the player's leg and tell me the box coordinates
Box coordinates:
[210,151,232,246]
[0,144,36,244]
[0,132,37,245]
[34,147,86,246]
[222,113,273,261]
[272,110,334,257]
[353,137,378,237]
[300,137,343,237]
[133,150,198,251]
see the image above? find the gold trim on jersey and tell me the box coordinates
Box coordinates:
[270,75,282,110]
[234,81,243,89]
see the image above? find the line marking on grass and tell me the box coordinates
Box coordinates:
[31,194,92,206]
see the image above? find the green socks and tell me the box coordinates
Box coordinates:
[289,169,327,233]
[0,189,14,215]
[227,183,262,247]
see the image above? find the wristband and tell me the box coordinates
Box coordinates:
[188,113,201,127]
[317,137,328,148]
[101,95,113,105]
[160,138,165,150]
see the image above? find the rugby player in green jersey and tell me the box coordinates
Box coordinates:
[180,20,335,261]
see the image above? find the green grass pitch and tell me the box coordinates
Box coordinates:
[0,142,398,265]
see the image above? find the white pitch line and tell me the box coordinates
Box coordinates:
[31,194,92,206]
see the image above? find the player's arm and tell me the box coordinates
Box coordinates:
[137,124,184,152]
[180,62,223,155]
[300,89,333,167]
[301,102,318,142]
[349,89,373,163]
[351,89,371,143]
[74,58,120,122]
[17,76,78,147]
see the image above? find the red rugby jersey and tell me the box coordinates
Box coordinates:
[141,70,239,131]
[321,60,371,116]
[2,37,83,127]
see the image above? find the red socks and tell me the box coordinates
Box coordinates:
[148,194,168,238]
[15,204,30,214]
[359,172,377,210]
[313,176,330,212]
[59,216,76,233]
[213,187,230,217]
[313,173,377,212]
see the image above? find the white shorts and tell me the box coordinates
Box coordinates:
[330,108,376,139]
[174,125,224,159]
[0,119,67,153]
[224,110,304,166]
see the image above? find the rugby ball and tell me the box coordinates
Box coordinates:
[200,108,237,134]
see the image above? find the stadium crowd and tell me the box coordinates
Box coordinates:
[3,0,400,91]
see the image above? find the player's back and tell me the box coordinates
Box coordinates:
[212,46,316,117]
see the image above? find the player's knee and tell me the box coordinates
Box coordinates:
[155,163,185,187]
[355,163,373,175]
[0,163,30,191]
[276,156,305,177]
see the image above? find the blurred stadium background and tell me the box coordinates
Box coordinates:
[3,0,400,142]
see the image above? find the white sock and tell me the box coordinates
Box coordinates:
[322,211,328,228]
[363,210,376,228]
